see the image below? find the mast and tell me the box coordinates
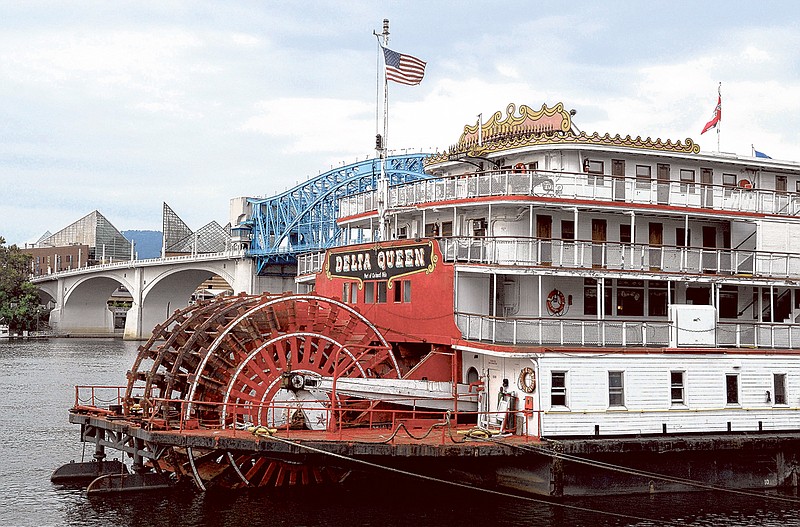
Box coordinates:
[374,19,390,241]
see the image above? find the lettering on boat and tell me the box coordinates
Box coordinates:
[326,241,437,286]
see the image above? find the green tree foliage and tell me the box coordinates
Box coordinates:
[0,236,44,332]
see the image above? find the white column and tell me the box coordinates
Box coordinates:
[573,207,580,266]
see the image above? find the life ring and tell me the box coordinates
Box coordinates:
[546,289,566,316]
[738,179,752,189]
[518,367,536,393]
[514,162,526,173]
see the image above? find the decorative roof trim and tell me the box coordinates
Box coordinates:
[425,102,701,166]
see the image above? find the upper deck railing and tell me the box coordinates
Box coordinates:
[439,236,800,279]
[339,169,800,219]
[297,237,800,280]
[456,312,800,350]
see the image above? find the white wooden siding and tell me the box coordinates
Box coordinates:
[536,353,800,437]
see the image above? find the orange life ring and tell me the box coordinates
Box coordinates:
[546,289,566,316]
[514,162,526,173]
[738,179,753,189]
[518,367,536,393]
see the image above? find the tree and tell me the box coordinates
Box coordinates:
[0,236,44,332]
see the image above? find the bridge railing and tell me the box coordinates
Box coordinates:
[30,249,247,282]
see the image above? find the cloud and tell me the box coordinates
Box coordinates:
[241,97,375,155]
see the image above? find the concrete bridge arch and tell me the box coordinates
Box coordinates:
[34,253,295,340]
[49,272,136,337]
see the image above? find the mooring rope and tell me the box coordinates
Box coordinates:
[262,433,682,526]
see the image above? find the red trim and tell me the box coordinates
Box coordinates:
[339,210,378,223]
[338,194,771,225]
[452,338,800,356]
[421,195,768,219]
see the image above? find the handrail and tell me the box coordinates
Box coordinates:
[31,249,248,281]
[338,169,800,219]
[454,311,800,349]
[69,387,500,444]
[438,235,800,279]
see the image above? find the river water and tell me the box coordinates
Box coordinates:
[1,338,799,527]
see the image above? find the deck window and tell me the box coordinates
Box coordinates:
[585,159,604,184]
[726,374,739,405]
[680,169,696,192]
[424,223,439,237]
[561,220,575,241]
[648,281,668,317]
[376,281,387,303]
[392,280,411,303]
[616,279,644,317]
[670,371,685,405]
[719,286,739,319]
[441,221,453,237]
[676,227,691,248]
[774,373,787,405]
[635,165,651,188]
[608,371,625,407]
[364,282,375,303]
[619,224,631,243]
[723,173,737,187]
[583,278,612,316]
[776,176,788,193]
[551,371,567,407]
[342,282,357,304]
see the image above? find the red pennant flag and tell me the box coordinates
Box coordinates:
[701,91,721,135]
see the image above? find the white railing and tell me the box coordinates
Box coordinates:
[338,170,800,218]
[455,312,800,349]
[438,236,800,279]
[297,251,326,276]
[30,249,248,282]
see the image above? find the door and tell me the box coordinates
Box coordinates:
[701,168,714,208]
[657,164,670,204]
[592,219,607,267]
[537,215,552,265]
[702,226,716,272]
[649,222,663,270]
[483,364,502,428]
[612,159,626,201]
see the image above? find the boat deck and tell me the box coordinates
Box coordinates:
[70,408,541,459]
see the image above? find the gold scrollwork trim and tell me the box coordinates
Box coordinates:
[426,127,700,166]
[459,102,571,149]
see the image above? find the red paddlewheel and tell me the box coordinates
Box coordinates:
[225,453,350,489]
[126,294,398,490]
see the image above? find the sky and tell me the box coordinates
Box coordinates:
[2,1,800,246]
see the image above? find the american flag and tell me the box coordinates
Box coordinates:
[382,46,426,85]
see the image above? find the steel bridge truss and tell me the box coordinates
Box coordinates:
[247,154,430,274]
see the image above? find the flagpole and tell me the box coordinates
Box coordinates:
[716,82,721,152]
[374,19,390,241]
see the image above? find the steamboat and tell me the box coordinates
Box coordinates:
[56,103,800,497]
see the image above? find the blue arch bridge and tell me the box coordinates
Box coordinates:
[31,154,430,339]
